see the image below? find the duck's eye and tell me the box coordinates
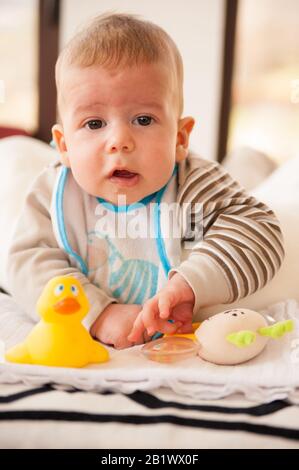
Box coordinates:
[71,285,79,296]
[54,284,64,296]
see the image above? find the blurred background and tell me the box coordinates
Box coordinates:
[0,0,298,164]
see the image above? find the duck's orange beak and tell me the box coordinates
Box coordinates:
[53,297,81,315]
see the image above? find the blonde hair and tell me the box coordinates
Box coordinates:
[55,13,184,116]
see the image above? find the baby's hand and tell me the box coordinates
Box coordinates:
[128,273,195,342]
[90,304,150,349]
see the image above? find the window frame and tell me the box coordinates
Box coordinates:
[217,0,238,163]
[35,0,59,142]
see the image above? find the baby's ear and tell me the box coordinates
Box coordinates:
[51,124,70,167]
[175,117,195,163]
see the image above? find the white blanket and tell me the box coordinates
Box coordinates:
[0,293,298,403]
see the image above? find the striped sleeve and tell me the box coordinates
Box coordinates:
[174,158,284,310]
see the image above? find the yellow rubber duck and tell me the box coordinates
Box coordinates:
[5,276,109,367]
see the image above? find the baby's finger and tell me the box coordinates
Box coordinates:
[127,315,145,342]
[158,291,173,320]
[154,319,182,335]
[141,300,160,335]
[115,337,134,349]
[175,321,193,334]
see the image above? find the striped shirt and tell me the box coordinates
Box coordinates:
[176,155,284,305]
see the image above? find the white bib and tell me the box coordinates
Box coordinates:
[52,166,181,305]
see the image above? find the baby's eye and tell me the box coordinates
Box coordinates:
[54,284,64,296]
[133,115,154,126]
[85,119,106,130]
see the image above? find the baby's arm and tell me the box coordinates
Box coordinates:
[165,158,285,317]
[7,166,115,330]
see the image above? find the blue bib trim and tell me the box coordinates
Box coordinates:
[154,165,178,277]
[96,191,157,212]
[55,167,88,275]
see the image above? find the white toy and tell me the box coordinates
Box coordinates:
[194,308,293,365]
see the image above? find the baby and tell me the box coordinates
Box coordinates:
[7,13,284,349]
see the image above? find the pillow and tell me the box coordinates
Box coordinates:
[0,136,56,291]
[200,154,299,318]
[221,146,277,191]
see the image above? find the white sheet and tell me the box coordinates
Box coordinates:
[0,293,298,403]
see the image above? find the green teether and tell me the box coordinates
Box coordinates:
[258,320,294,339]
[226,330,256,348]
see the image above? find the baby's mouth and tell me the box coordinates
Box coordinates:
[109,168,140,187]
[112,169,137,178]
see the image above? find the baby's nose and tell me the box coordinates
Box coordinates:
[106,125,135,153]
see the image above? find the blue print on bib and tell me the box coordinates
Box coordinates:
[87,231,158,304]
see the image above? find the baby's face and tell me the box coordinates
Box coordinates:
[53,62,194,205]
